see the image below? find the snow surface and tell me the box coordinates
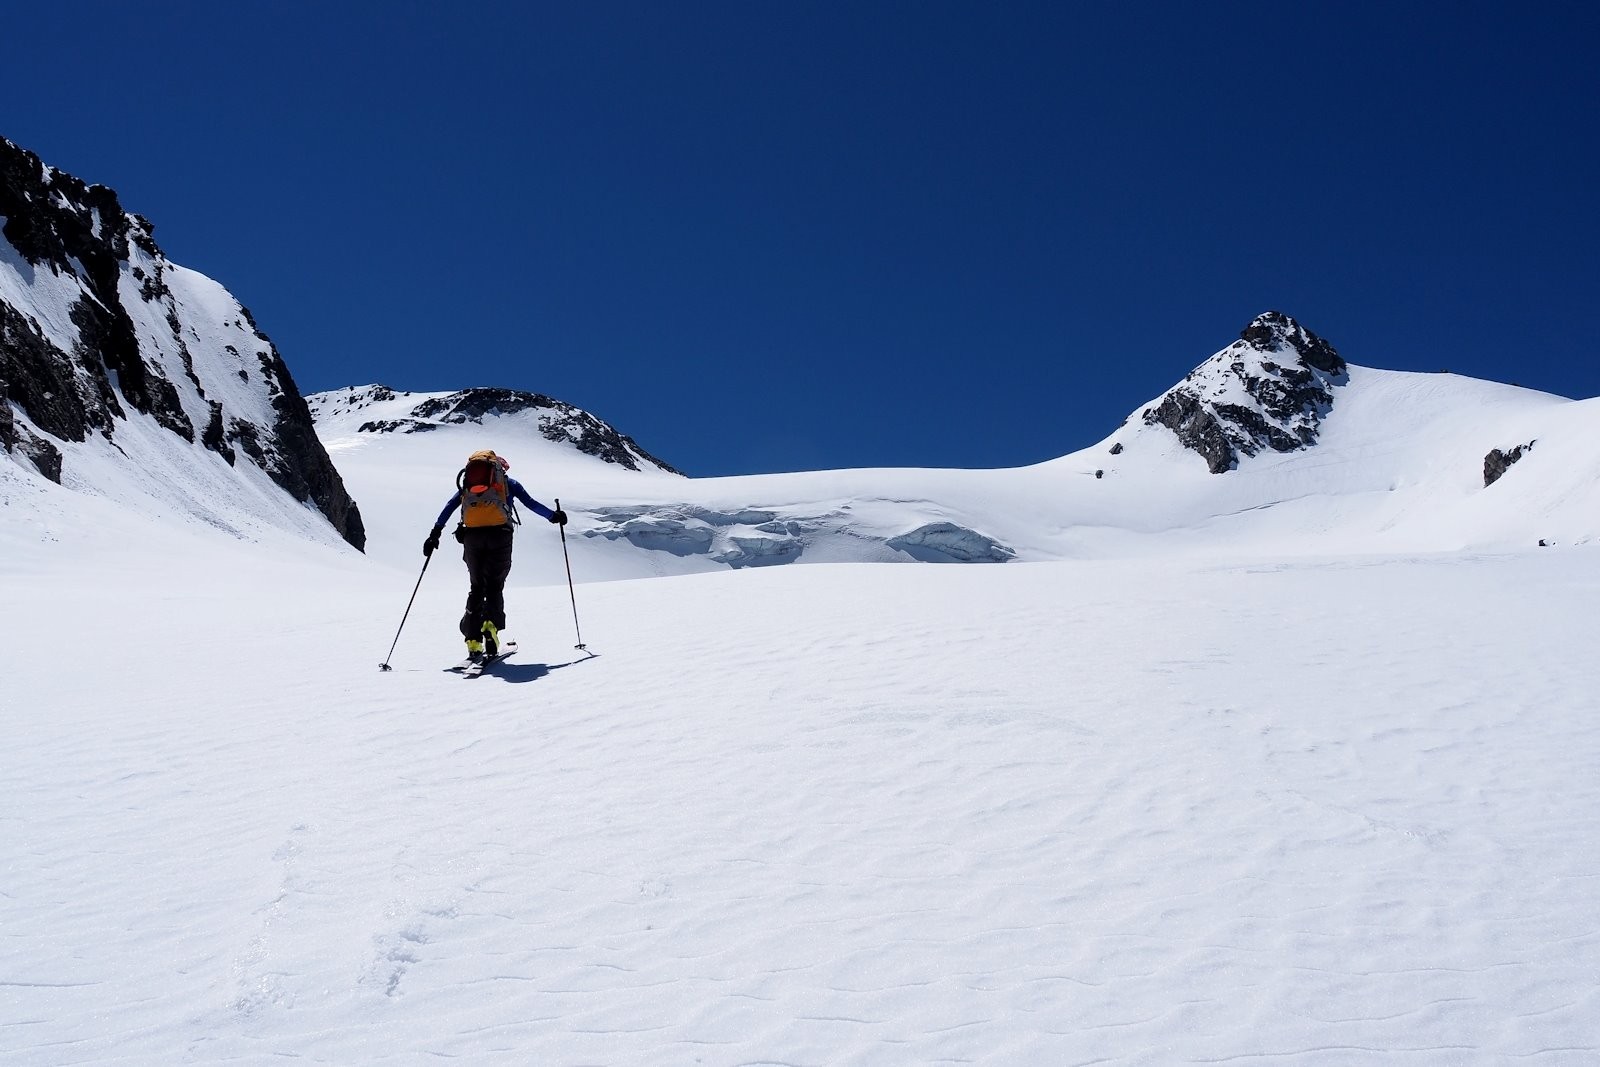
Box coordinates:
[1,223,353,548]
[4,512,1599,1064]
[5,362,1600,1064]
[309,366,1599,585]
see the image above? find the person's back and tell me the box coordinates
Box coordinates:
[422,451,566,661]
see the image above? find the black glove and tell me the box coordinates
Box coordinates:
[423,526,442,556]
[549,509,568,526]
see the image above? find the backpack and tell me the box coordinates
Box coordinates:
[456,450,517,528]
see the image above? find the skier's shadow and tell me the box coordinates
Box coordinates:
[497,650,599,684]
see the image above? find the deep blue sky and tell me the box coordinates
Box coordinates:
[6,2,1597,476]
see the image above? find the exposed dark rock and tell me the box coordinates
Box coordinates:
[68,294,194,441]
[1484,441,1535,487]
[1109,442,1123,455]
[12,422,63,481]
[231,419,267,467]
[1,135,365,549]
[1,141,195,445]
[1,301,102,443]
[1145,392,1235,474]
[0,367,62,482]
[399,386,681,474]
[0,143,131,273]
[358,418,439,434]
[203,401,236,465]
[1239,310,1345,375]
[545,404,680,473]
[252,347,366,548]
[1142,311,1348,473]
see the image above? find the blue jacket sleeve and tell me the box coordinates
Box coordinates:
[508,478,554,521]
[434,495,461,529]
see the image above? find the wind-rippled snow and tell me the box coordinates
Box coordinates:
[5,537,1598,1064]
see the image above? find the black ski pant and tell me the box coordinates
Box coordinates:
[458,525,514,640]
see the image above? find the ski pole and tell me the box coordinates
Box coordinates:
[555,497,586,650]
[379,554,431,671]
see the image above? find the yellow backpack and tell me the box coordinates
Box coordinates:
[456,450,514,528]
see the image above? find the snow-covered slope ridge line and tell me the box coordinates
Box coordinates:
[315,311,1598,581]
[0,136,363,548]
[309,384,1023,576]
[307,384,680,475]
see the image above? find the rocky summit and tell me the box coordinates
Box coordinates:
[0,137,364,548]
[311,384,682,475]
[1141,311,1349,473]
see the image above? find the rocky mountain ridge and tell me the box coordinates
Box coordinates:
[307,384,681,475]
[0,136,364,548]
[8,131,1579,569]
[316,309,1593,577]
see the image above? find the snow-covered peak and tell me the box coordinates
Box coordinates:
[1,136,364,549]
[1237,309,1346,373]
[1136,311,1349,473]
[308,384,681,475]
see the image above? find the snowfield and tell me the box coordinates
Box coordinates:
[8,141,1597,1062]
[4,506,1599,1063]
[6,350,1600,1064]
[309,366,1600,586]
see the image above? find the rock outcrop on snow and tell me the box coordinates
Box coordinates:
[1141,311,1348,473]
[1484,441,1535,487]
[0,136,365,548]
[308,384,681,475]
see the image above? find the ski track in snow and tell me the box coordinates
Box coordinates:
[4,550,1600,1064]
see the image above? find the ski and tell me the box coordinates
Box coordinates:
[456,640,517,677]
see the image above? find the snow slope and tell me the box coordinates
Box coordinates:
[4,512,1599,1064]
[1,241,355,547]
[6,321,1600,1064]
[312,364,1600,583]
[2,136,362,549]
